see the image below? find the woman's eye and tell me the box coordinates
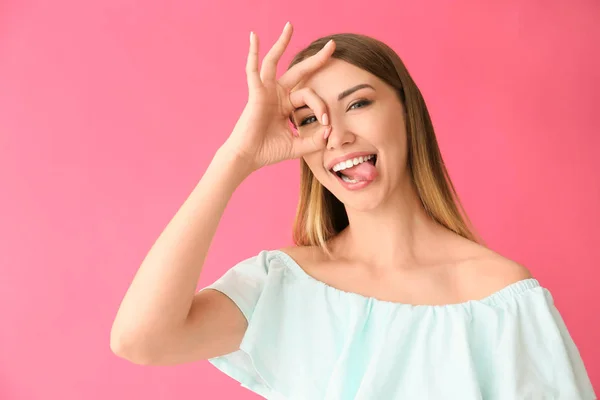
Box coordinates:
[299,115,317,127]
[299,100,372,127]
[349,99,372,110]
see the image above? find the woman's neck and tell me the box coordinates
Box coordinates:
[329,180,454,271]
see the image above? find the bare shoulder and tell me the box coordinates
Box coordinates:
[277,244,302,257]
[277,244,324,264]
[457,246,534,300]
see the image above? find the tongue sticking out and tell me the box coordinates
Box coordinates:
[339,161,379,182]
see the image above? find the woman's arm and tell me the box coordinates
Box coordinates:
[110,145,253,364]
[110,22,333,366]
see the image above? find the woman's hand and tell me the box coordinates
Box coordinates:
[223,22,335,172]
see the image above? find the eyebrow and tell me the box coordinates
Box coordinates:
[292,83,375,113]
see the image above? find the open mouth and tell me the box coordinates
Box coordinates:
[330,154,377,182]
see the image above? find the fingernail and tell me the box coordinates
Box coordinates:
[325,39,333,48]
[250,31,253,42]
[323,126,331,140]
[322,113,329,125]
[284,21,290,30]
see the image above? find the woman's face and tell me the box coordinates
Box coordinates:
[291,58,409,211]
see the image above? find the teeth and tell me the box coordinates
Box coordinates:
[332,154,375,172]
[341,175,358,183]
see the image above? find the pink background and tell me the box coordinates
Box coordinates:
[1,0,598,398]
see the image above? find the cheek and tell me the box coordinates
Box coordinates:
[302,154,323,175]
[376,113,406,147]
[352,108,394,143]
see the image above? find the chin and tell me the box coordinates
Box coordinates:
[328,186,386,212]
[344,200,383,213]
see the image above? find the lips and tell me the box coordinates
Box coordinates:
[331,155,377,181]
[327,153,379,193]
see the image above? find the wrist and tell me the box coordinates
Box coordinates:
[214,144,256,178]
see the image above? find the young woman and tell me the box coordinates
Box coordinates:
[111,22,596,399]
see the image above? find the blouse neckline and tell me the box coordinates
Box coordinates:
[271,249,541,310]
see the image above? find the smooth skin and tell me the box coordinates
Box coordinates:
[110,22,335,365]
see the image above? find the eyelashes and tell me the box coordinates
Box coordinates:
[298,99,373,127]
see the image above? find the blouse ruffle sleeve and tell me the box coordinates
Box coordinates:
[199,250,596,400]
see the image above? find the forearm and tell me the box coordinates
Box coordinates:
[111,144,253,347]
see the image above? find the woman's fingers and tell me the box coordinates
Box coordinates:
[291,126,329,158]
[278,39,336,90]
[246,32,261,90]
[288,87,329,126]
[250,23,333,91]
[260,22,294,83]
[287,87,330,157]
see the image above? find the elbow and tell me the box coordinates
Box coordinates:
[110,330,156,366]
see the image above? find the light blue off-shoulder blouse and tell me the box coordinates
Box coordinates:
[200,250,596,400]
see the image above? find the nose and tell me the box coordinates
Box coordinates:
[326,120,356,150]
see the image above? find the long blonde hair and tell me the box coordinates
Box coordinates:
[288,33,486,254]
